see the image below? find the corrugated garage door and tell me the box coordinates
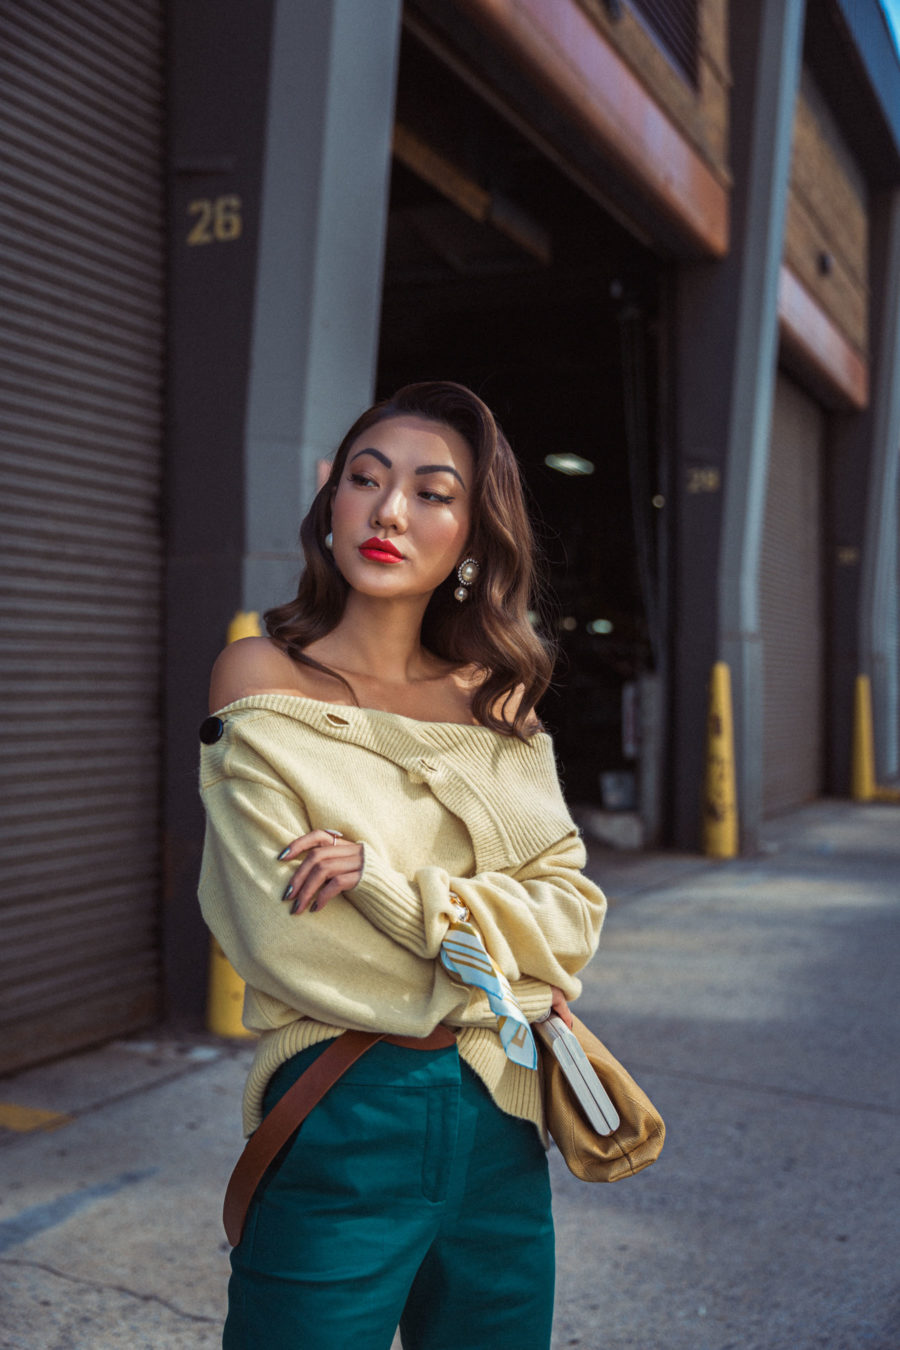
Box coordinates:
[0,0,165,1073]
[760,373,825,815]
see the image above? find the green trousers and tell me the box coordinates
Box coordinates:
[224,1039,555,1350]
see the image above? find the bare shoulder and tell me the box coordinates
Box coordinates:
[208,637,302,712]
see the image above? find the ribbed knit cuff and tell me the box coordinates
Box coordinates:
[347,848,453,959]
[510,976,553,1021]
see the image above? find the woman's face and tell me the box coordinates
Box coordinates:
[330,414,474,603]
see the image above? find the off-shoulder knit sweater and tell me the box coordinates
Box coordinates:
[197,694,606,1136]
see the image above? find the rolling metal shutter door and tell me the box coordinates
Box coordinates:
[0,0,165,1072]
[760,374,825,815]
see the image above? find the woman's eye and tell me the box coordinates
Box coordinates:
[349,472,377,488]
[420,490,454,504]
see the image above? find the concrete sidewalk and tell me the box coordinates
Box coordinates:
[1,800,898,1349]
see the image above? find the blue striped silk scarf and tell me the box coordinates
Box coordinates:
[440,896,537,1070]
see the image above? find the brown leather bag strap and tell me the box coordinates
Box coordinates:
[223,1029,382,1247]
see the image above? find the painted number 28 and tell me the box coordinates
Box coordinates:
[187,195,243,245]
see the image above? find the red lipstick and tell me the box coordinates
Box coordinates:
[359,536,403,563]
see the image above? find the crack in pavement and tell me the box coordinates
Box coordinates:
[0,1254,219,1325]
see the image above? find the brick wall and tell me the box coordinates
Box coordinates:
[576,0,730,185]
[785,67,869,359]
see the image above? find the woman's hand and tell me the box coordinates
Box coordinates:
[549,985,574,1028]
[277,830,364,915]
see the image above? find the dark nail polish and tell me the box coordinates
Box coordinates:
[310,901,319,913]
[277,847,291,861]
[290,898,302,914]
[282,884,294,902]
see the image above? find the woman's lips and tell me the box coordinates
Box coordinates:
[358,537,403,563]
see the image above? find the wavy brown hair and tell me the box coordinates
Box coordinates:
[264,381,554,738]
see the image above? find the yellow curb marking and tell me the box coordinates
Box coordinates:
[0,1103,74,1133]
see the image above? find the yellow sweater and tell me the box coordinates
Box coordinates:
[198,694,606,1136]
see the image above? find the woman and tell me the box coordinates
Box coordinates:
[198,381,606,1350]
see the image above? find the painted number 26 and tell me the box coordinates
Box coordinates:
[187,195,242,245]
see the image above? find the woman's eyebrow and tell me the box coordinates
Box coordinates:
[349,448,392,468]
[415,463,467,488]
[349,447,466,488]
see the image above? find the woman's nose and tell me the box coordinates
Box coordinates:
[372,488,407,532]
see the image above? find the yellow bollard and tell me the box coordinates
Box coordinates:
[851,675,900,802]
[206,937,254,1038]
[851,675,877,802]
[226,610,262,643]
[204,610,264,1039]
[702,661,739,859]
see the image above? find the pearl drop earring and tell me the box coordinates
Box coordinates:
[324,531,333,551]
[454,557,480,602]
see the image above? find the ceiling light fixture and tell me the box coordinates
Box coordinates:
[544,453,595,476]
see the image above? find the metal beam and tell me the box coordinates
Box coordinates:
[859,188,900,778]
[242,0,402,613]
[717,0,806,851]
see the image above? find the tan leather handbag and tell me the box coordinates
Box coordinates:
[537,1013,665,1182]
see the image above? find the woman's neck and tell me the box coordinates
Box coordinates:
[306,593,443,686]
